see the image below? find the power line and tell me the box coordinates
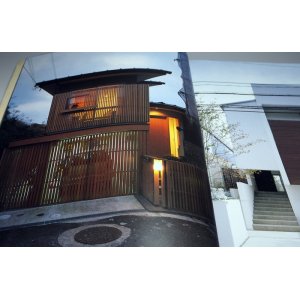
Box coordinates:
[194,80,254,84]
[199,108,300,114]
[195,92,300,97]
[198,104,300,111]
[193,80,300,88]
[23,66,36,85]
[51,53,57,79]
[240,61,300,69]
[194,83,251,87]
[201,128,234,153]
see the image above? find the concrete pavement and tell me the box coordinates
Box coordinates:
[0,195,144,230]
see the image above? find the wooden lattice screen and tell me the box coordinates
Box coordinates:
[46,84,149,133]
[0,130,147,211]
[142,158,214,219]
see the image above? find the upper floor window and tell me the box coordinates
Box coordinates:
[65,95,95,110]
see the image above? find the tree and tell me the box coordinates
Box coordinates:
[0,106,46,158]
[197,99,262,187]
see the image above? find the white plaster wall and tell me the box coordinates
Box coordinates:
[285,185,300,224]
[224,108,279,171]
[213,199,248,247]
[252,84,300,107]
[229,188,239,198]
[237,182,254,230]
[246,174,258,191]
[224,101,291,185]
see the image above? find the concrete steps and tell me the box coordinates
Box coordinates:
[253,191,300,232]
[253,224,300,232]
[253,219,299,226]
[254,214,297,221]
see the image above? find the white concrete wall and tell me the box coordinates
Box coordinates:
[224,107,279,171]
[246,174,258,191]
[285,185,300,224]
[213,199,248,247]
[237,182,254,230]
[252,84,300,107]
[223,100,291,184]
[229,188,239,198]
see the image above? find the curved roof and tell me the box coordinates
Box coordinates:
[150,102,186,114]
[35,68,172,95]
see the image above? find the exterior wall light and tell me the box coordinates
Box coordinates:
[153,159,163,171]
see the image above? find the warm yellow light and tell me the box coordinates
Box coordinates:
[153,159,163,171]
[169,117,180,157]
[150,110,165,117]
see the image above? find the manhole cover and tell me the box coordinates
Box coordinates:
[36,213,45,217]
[16,213,24,217]
[74,226,122,245]
[58,224,131,247]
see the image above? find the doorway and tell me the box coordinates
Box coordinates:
[254,170,277,192]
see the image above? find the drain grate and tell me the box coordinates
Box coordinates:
[74,226,122,245]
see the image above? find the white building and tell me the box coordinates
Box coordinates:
[221,84,300,231]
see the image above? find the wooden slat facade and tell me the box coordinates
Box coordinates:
[268,120,300,185]
[141,158,214,220]
[46,84,149,133]
[0,130,147,211]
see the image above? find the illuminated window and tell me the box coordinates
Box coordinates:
[95,87,118,119]
[169,117,180,157]
[66,95,91,110]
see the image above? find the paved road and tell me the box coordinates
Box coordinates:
[0,214,218,247]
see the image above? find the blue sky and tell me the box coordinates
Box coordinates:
[10,53,183,123]
[9,52,300,124]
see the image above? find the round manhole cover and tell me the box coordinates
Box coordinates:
[58,224,131,247]
[74,226,122,245]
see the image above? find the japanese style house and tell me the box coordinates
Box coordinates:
[0,68,214,223]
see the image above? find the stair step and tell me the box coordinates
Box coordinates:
[253,210,295,216]
[253,219,299,226]
[255,197,288,201]
[255,196,288,199]
[253,214,298,221]
[255,199,290,205]
[255,192,287,195]
[254,207,294,212]
[253,224,300,232]
[254,202,292,207]
[255,194,287,197]
[254,206,292,211]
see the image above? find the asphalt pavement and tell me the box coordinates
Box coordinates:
[0,213,218,247]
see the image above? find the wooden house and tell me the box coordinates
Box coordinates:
[0,68,214,222]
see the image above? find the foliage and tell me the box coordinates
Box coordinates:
[0,106,46,157]
[197,99,263,174]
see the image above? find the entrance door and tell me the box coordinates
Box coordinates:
[254,171,277,192]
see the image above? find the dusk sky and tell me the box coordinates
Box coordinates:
[10,53,183,124]
[8,52,300,124]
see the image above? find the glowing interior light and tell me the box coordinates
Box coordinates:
[153,159,163,171]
